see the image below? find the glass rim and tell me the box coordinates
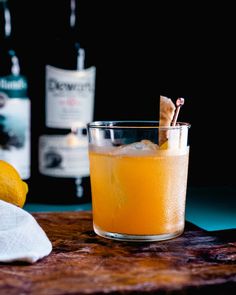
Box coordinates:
[87,121,191,130]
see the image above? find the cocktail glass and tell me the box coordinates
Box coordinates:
[87,121,190,242]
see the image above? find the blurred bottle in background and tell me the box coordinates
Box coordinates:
[0,0,31,181]
[35,0,96,204]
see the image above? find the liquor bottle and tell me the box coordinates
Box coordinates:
[0,0,30,180]
[36,0,96,204]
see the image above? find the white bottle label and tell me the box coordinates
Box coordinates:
[46,65,96,128]
[0,98,30,179]
[39,134,89,178]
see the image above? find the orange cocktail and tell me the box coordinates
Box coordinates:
[88,121,190,242]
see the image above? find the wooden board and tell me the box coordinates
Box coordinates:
[0,211,236,294]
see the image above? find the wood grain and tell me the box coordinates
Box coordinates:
[0,211,236,294]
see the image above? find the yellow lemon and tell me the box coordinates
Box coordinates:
[160,140,169,150]
[0,160,28,208]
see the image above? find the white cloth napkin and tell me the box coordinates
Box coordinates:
[0,200,52,263]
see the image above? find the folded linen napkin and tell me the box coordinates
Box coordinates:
[0,200,52,263]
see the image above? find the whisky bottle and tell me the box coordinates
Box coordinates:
[0,0,30,180]
[37,0,96,204]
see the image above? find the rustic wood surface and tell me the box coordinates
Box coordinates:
[0,211,236,295]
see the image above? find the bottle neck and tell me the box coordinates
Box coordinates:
[0,0,12,41]
[54,0,81,40]
[69,0,82,38]
[50,0,85,70]
[0,0,21,76]
[70,0,77,30]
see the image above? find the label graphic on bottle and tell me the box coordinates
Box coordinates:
[39,134,89,178]
[0,75,30,179]
[46,65,96,128]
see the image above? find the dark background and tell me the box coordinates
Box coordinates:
[9,0,235,188]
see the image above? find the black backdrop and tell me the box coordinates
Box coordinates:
[9,0,235,187]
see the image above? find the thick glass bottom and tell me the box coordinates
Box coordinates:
[94,224,184,242]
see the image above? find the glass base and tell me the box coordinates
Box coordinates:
[94,225,184,242]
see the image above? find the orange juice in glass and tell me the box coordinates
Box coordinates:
[88,121,190,242]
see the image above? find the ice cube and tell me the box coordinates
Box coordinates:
[112,140,158,155]
[140,140,159,150]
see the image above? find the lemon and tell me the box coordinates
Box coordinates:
[0,160,28,208]
[160,140,169,150]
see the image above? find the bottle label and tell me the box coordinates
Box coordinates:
[39,134,89,178]
[0,75,30,179]
[46,65,96,128]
